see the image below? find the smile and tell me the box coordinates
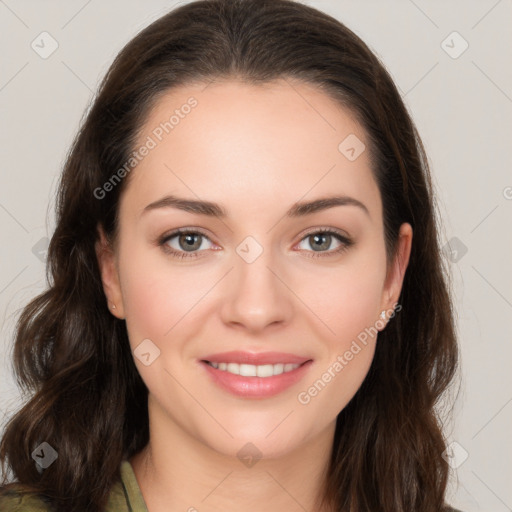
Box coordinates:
[206,361,301,377]
[200,354,313,398]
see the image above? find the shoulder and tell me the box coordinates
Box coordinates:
[0,460,144,512]
[0,480,132,512]
[0,489,53,511]
[0,460,140,511]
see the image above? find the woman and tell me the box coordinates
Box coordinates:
[0,0,460,510]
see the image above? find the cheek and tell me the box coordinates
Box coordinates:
[120,268,174,347]
[118,239,212,347]
[302,259,385,344]
[294,253,385,410]
[117,245,212,397]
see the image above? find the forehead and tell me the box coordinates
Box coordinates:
[121,78,380,221]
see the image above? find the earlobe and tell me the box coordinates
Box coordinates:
[95,225,125,319]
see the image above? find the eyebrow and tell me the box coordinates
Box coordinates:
[141,194,369,218]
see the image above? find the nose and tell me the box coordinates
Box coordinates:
[219,244,294,334]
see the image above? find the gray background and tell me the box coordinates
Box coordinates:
[1,1,511,510]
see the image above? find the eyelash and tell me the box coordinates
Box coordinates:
[158,227,353,260]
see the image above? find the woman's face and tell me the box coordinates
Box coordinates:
[97,78,412,459]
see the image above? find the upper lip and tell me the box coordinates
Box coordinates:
[201,351,312,365]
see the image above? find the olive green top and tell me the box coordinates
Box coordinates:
[0,460,148,511]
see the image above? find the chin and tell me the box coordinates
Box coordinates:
[196,414,318,462]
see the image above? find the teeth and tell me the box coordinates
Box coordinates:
[207,361,300,377]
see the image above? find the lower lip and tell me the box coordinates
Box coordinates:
[200,360,313,399]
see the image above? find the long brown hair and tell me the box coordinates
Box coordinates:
[0,1,458,510]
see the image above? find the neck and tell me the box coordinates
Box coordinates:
[130,399,336,512]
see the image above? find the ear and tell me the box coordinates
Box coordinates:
[379,222,413,326]
[95,224,125,319]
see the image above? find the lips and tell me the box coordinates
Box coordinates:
[199,351,313,398]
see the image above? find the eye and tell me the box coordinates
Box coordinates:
[296,228,353,258]
[158,227,353,260]
[159,229,215,259]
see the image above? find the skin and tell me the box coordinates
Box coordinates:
[96,78,412,512]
